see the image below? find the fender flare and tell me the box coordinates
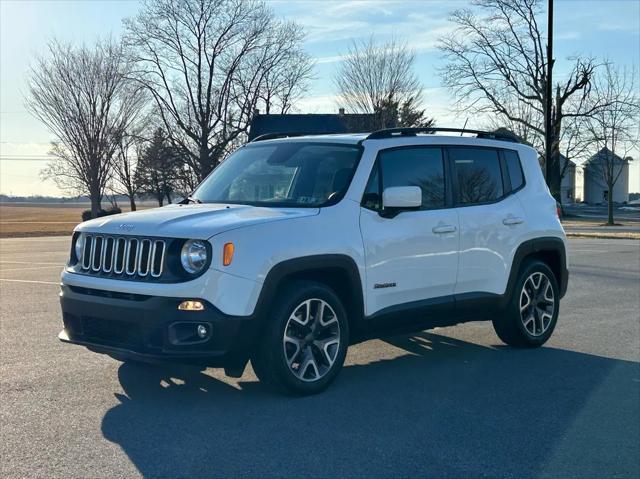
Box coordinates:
[252,254,365,323]
[504,236,568,303]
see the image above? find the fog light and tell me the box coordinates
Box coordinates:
[178,300,205,311]
[197,324,208,338]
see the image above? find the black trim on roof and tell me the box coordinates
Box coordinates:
[251,132,318,142]
[364,127,521,143]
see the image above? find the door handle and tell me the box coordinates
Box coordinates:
[432,225,457,234]
[503,217,524,226]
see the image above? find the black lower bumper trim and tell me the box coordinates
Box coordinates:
[59,284,259,369]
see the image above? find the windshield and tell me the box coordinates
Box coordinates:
[192,142,362,207]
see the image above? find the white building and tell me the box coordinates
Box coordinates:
[560,155,576,204]
[583,148,630,204]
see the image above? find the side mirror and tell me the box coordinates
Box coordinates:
[382,186,422,209]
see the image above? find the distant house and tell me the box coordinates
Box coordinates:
[248,108,378,141]
[560,154,576,204]
[583,148,630,204]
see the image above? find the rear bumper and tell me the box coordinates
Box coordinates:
[58,284,260,372]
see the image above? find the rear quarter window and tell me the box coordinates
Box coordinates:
[503,150,525,191]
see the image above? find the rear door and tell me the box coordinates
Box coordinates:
[450,147,527,297]
[359,146,459,316]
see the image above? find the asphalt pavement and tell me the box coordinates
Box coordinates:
[1,236,639,478]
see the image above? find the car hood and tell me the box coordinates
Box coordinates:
[76,203,319,239]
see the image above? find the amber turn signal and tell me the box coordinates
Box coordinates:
[223,243,235,266]
[178,300,205,311]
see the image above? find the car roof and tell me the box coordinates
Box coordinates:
[247,132,535,152]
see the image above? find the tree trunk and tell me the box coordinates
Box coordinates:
[199,132,212,180]
[607,180,614,225]
[546,97,563,202]
[129,195,137,212]
[90,189,101,219]
[157,193,164,207]
[548,139,562,201]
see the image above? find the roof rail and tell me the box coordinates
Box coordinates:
[250,132,316,142]
[364,127,521,143]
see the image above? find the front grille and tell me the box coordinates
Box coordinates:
[80,235,166,279]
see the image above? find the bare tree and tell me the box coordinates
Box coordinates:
[558,112,592,188]
[123,0,313,181]
[259,27,315,114]
[27,39,145,218]
[135,129,183,206]
[334,37,431,128]
[584,63,639,225]
[439,0,601,200]
[110,127,148,211]
[485,100,544,152]
[487,94,594,199]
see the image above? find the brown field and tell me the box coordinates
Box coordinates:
[0,204,149,238]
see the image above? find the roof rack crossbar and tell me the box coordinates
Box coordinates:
[364,127,520,143]
[250,132,317,142]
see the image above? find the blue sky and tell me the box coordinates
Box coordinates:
[1,0,639,196]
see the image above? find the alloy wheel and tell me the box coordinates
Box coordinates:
[519,272,555,337]
[282,298,341,382]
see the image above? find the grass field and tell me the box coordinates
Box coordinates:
[0,204,146,238]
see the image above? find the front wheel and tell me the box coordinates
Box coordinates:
[492,260,560,347]
[251,281,349,395]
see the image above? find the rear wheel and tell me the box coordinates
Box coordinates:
[251,281,349,395]
[493,260,559,347]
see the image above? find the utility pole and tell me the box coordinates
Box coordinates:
[545,0,555,193]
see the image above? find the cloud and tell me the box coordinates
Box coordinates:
[293,94,341,113]
[286,1,454,48]
[0,142,51,158]
[596,22,640,33]
[314,54,348,65]
[556,31,581,41]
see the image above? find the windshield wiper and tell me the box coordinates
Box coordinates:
[180,196,202,204]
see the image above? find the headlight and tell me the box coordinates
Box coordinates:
[74,234,85,262]
[180,240,208,274]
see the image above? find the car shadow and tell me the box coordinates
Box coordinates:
[101,332,639,478]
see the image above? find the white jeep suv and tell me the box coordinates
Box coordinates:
[59,128,569,395]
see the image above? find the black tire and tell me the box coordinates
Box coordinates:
[492,260,560,348]
[251,280,349,395]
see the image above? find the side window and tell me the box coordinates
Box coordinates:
[450,147,504,205]
[503,149,525,191]
[378,147,446,210]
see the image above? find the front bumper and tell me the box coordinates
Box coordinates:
[58,284,260,372]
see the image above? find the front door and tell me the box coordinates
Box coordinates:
[359,146,459,316]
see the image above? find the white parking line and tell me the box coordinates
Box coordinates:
[0,278,59,285]
[0,251,69,256]
[0,261,64,266]
[0,265,63,272]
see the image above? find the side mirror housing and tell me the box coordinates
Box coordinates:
[380,186,422,218]
[382,186,422,208]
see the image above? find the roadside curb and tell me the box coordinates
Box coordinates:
[566,232,640,240]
